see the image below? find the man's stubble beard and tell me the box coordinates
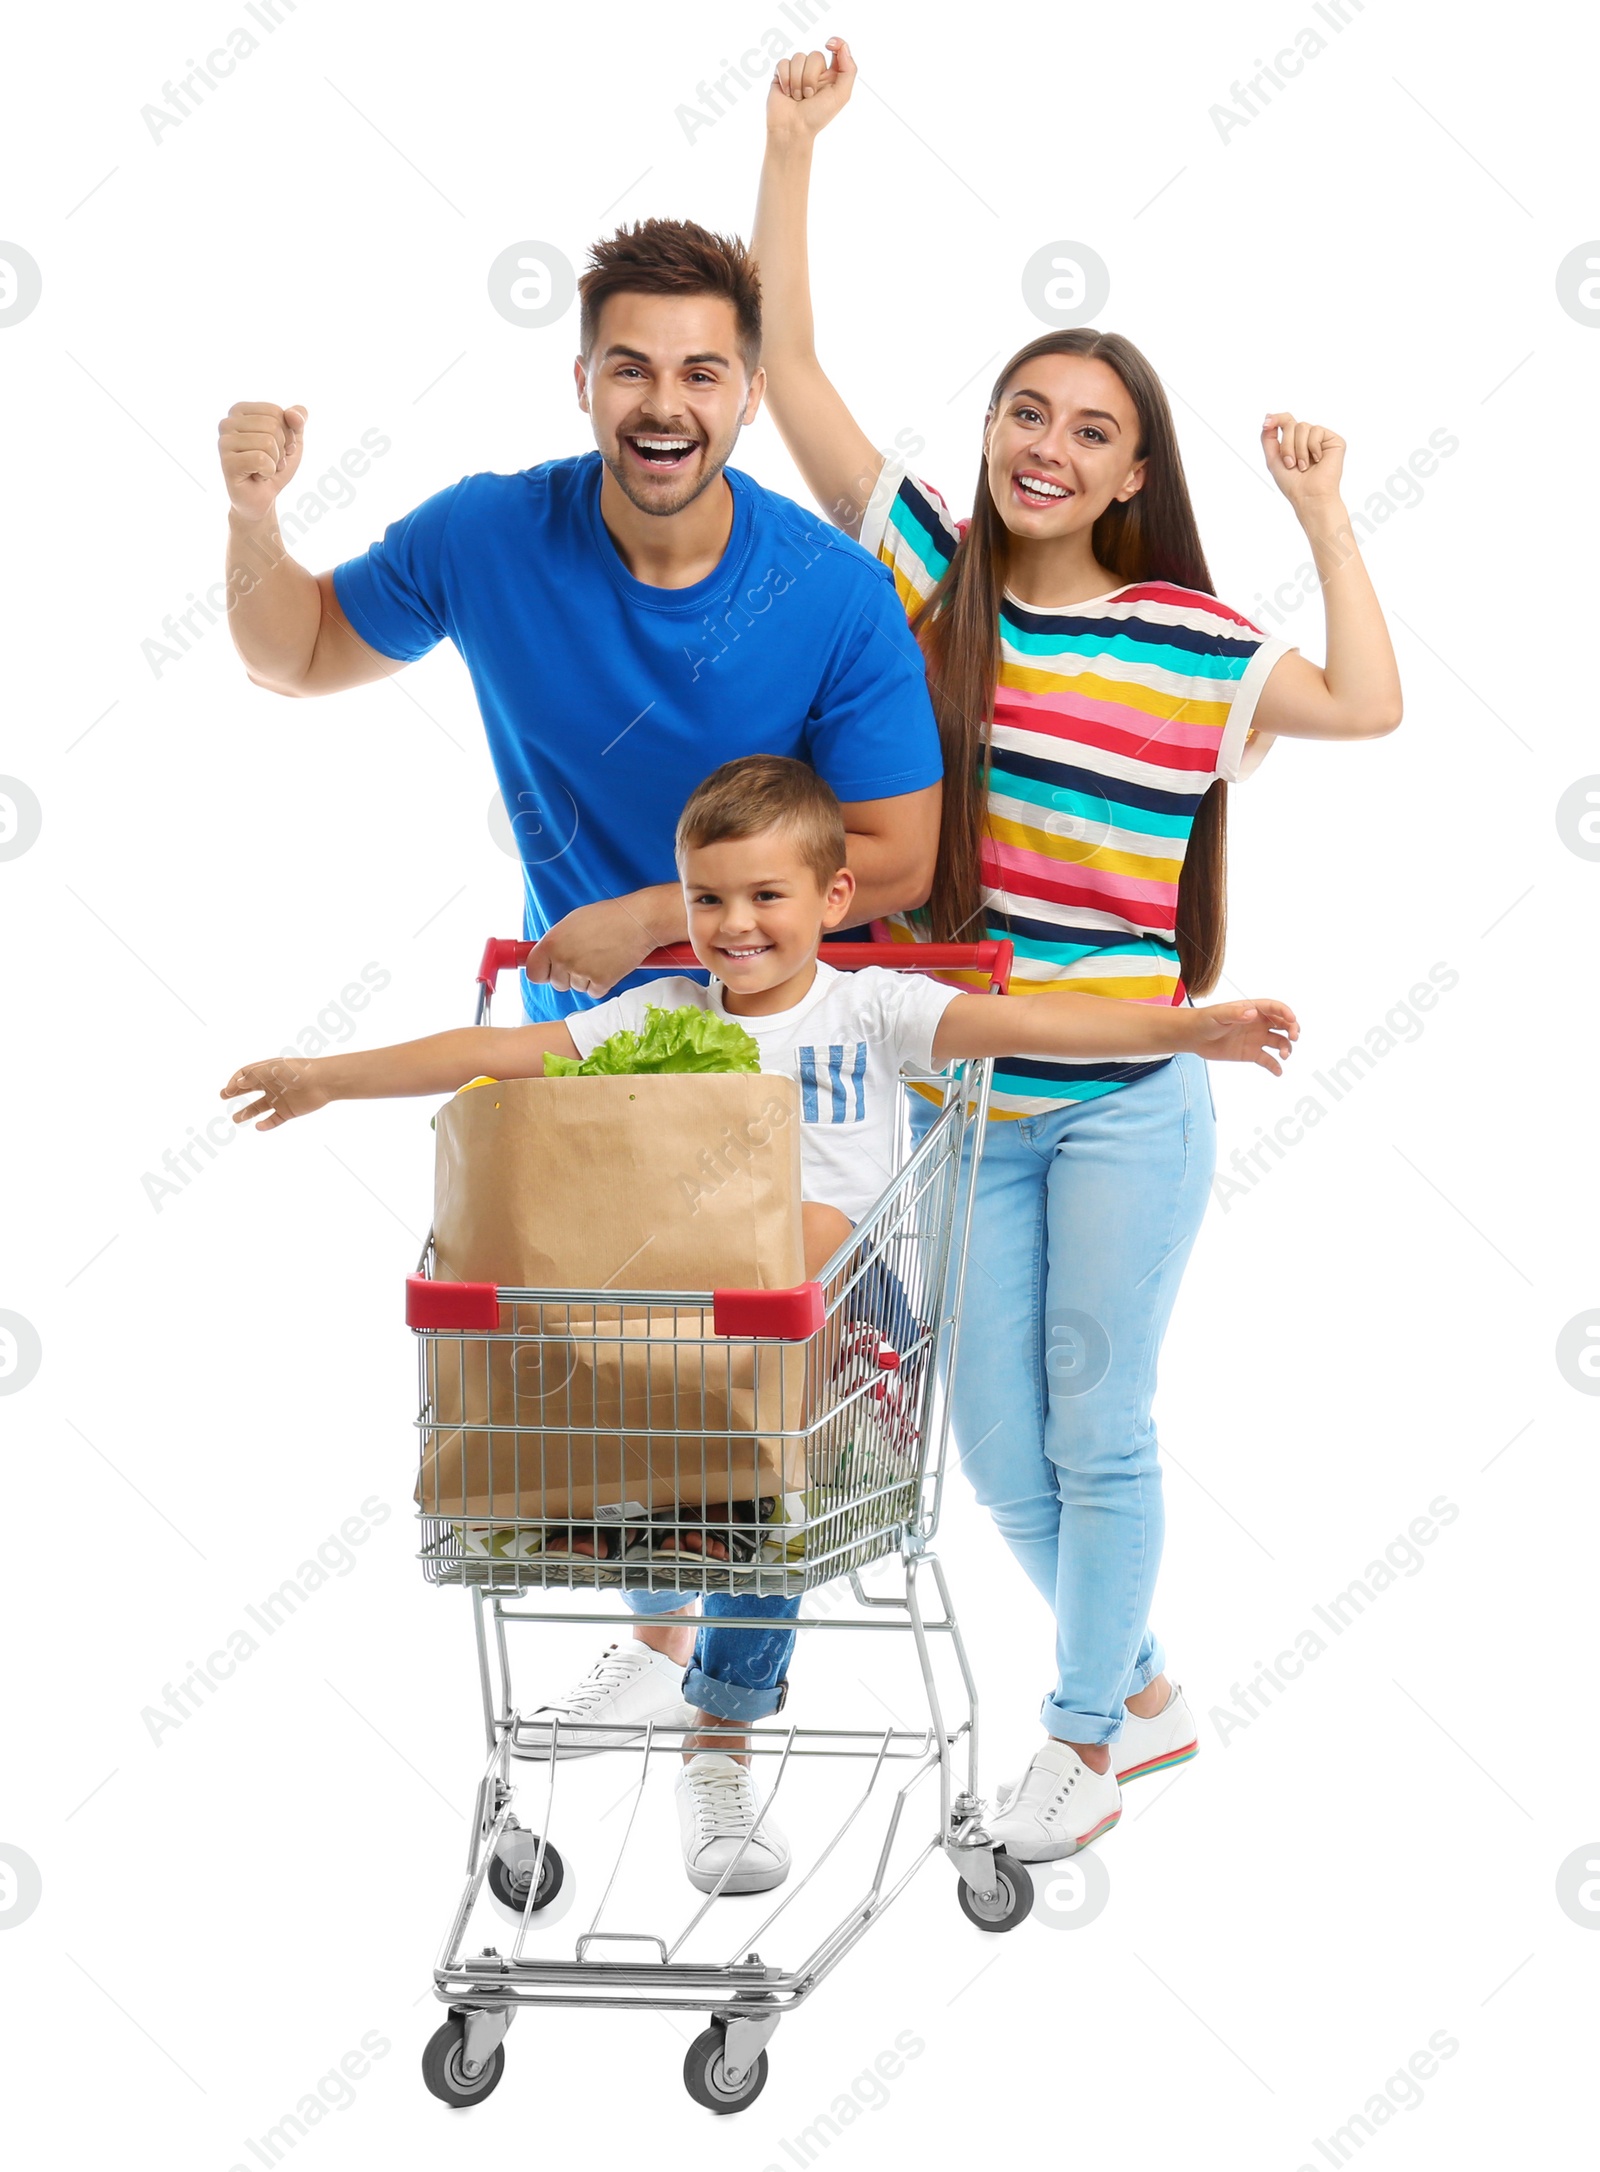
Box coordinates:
[600,420,743,518]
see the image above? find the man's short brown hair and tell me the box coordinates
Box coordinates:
[579,218,762,371]
[676,757,847,891]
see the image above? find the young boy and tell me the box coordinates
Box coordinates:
[224,755,1296,1895]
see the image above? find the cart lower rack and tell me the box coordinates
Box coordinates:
[410,940,1023,2113]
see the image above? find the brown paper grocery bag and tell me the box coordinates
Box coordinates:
[419,1073,808,1520]
[432,1073,805,1292]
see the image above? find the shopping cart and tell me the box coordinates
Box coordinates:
[409,938,1022,2114]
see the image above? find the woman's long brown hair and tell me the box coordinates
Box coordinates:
[912,328,1229,995]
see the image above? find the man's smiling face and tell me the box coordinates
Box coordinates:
[576,291,765,518]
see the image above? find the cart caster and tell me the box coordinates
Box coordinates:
[956,1852,1033,1933]
[421,2015,506,2106]
[487,1834,564,1914]
[683,2022,771,2113]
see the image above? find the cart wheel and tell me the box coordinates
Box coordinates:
[956,1853,1034,1932]
[682,2023,770,2114]
[487,1837,564,1914]
[421,2016,506,2107]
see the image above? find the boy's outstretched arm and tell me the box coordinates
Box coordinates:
[221,1021,581,1131]
[931,991,1299,1075]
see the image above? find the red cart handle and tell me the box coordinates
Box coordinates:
[476,937,1013,996]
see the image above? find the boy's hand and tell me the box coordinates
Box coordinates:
[1187,998,1299,1075]
[222,1056,332,1131]
[767,36,856,141]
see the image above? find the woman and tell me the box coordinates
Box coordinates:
[753,38,1401,1863]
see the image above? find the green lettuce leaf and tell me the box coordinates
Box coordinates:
[543,1003,760,1077]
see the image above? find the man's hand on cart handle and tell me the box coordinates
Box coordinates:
[522,886,686,999]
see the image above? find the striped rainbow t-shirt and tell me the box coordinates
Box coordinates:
[859,459,1292,1118]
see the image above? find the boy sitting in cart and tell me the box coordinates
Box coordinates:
[223,755,1295,1895]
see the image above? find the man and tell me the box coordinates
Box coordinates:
[218,217,943,1889]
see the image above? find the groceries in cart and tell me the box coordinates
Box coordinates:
[454,1492,813,1566]
[418,1047,927,1573]
[424,1019,812,1567]
[222,754,1296,1578]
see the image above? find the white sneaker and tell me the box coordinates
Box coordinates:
[996,1682,1201,1806]
[511,1642,695,1761]
[1113,1681,1199,1785]
[987,1740,1121,1862]
[675,1752,791,1893]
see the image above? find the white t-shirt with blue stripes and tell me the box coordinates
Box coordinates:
[565,962,960,1222]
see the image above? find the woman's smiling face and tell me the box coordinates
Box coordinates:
[983,352,1147,542]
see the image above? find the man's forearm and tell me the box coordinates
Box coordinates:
[226,509,323,688]
[599,842,925,970]
[544,789,941,988]
[842,807,939,925]
[624,835,933,946]
[845,836,930,924]
[620,882,690,946]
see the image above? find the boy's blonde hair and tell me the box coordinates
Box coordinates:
[676,756,848,891]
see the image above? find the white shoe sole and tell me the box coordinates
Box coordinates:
[993,1804,1122,1864]
[1115,1736,1198,1785]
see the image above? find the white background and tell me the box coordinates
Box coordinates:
[4,0,1597,2164]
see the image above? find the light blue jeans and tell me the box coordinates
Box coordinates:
[623,1587,799,1721]
[911,1051,1216,1747]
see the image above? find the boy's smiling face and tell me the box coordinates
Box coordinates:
[680,825,855,1015]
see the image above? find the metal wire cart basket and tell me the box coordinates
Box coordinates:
[409,939,1024,2113]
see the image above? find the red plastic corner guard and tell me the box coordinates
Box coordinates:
[476,937,534,996]
[712,1282,826,1340]
[406,1275,501,1331]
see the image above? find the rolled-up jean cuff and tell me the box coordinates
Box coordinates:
[621,1587,700,1618]
[682,1666,789,1722]
[1040,1697,1119,1747]
[1040,1622,1167,1745]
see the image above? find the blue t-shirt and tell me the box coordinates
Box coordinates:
[332,452,941,1019]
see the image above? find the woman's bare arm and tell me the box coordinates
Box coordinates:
[752,39,886,537]
[1249,415,1404,749]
